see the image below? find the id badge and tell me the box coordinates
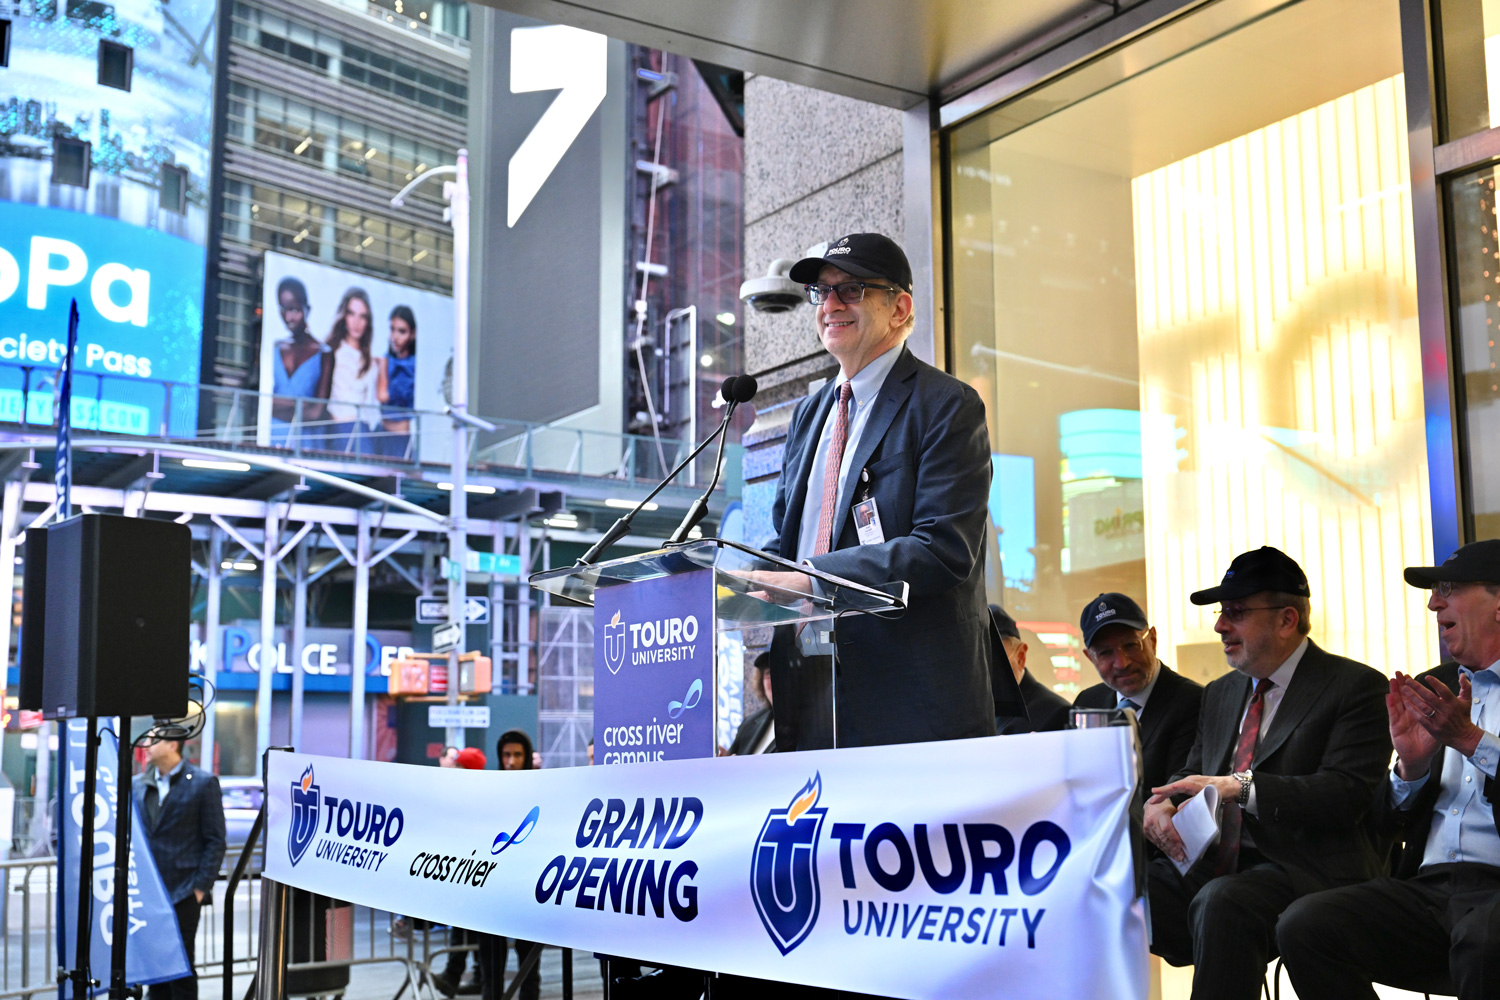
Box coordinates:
[852,497,885,545]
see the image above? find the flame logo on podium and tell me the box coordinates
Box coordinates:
[750,774,827,955]
[288,765,321,867]
[603,609,627,675]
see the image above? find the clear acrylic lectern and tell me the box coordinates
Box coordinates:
[529,538,907,757]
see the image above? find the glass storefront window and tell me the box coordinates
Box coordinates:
[1436,0,1500,141]
[947,0,1435,690]
[1448,168,1500,540]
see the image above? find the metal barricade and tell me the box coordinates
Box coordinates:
[0,829,592,1000]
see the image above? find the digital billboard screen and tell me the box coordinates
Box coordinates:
[0,0,218,435]
[258,251,453,462]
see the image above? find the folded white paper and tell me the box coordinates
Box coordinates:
[1170,784,1222,875]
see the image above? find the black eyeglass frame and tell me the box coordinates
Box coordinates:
[804,281,901,305]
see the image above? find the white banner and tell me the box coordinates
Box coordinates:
[266,731,1147,1000]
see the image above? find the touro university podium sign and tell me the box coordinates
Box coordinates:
[265,730,1149,1000]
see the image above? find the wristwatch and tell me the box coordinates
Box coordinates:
[1233,770,1253,806]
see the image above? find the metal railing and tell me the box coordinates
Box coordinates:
[0,360,693,488]
[0,814,593,1000]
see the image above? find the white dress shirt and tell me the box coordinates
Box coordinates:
[795,346,903,564]
[1389,658,1500,869]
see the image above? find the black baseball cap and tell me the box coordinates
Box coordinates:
[788,233,913,293]
[1190,545,1310,606]
[988,604,1020,641]
[1080,593,1150,647]
[1403,539,1500,588]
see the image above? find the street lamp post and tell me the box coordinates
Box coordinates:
[392,150,476,751]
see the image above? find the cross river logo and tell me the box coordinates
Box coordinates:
[287,764,405,872]
[601,609,701,675]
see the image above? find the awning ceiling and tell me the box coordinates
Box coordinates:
[472,0,1126,108]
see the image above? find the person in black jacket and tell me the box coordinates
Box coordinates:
[990,605,1070,734]
[1278,539,1500,1000]
[133,734,226,1000]
[476,730,541,1000]
[1142,547,1391,1000]
[726,653,775,755]
[1073,592,1203,792]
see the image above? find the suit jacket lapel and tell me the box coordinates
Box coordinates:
[1136,664,1173,746]
[1253,642,1333,766]
[828,348,916,545]
[779,383,837,554]
[1207,673,1252,773]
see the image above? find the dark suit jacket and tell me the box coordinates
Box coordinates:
[766,345,995,748]
[1174,641,1391,894]
[1376,663,1500,879]
[996,671,1071,735]
[728,705,775,755]
[132,762,227,904]
[1075,664,1203,792]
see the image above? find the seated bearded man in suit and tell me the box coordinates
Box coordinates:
[1142,546,1391,1000]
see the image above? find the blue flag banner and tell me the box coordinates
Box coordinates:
[60,720,191,998]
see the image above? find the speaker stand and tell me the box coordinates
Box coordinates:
[66,717,100,1000]
[109,717,141,1000]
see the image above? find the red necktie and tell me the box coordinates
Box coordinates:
[1213,677,1274,875]
[813,383,853,556]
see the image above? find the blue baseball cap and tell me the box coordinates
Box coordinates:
[1080,593,1150,647]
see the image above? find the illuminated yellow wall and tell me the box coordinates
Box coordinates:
[1132,74,1438,673]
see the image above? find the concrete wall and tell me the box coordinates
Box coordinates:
[739,73,907,550]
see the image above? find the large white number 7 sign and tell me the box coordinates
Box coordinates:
[508,25,608,227]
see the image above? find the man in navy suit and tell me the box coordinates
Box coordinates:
[757,232,995,750]
[1072,592,1203,792]
[1141,547,1390,1000]
[133,733,226,1000]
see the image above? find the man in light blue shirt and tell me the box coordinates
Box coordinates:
[1278,538,1500,1000]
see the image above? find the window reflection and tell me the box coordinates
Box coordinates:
[947,0,1434,691]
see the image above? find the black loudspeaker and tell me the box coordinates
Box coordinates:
[38,513,191,720]
[17,527,48,711]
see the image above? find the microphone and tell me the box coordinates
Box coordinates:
[575,376,754,565]
[667,375,757,544]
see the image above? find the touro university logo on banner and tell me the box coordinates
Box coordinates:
[751,774,827,955]
[603,610,627,675]
[289,765,321,866]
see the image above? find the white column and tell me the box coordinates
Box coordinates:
[290,537,308,751]
[255,508,279,773]
[349,511,369,759]
[201,527,223,770]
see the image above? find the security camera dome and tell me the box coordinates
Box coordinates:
[739,258,806,314]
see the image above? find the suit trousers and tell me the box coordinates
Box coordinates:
[1147,851,1295,1000]
[148,895,202,1000]
[475,932,539,1000]
[1276,864,1500,1000]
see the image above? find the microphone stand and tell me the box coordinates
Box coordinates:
[667,407,736,544]
[575,386,740,566]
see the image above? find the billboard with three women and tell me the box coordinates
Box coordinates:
[257,251,452,462]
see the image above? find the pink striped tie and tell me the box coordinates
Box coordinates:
[813,383,853,556]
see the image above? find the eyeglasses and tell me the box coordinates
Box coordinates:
[1087,638,1146,660]
[1215,605,1288,623]
[805,281,899,305]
